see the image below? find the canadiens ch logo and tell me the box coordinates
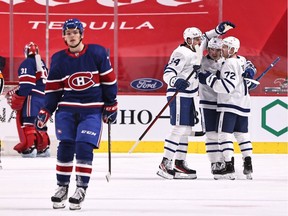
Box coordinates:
[68,72,95,91]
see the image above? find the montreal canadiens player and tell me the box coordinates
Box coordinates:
[157,21,235,180]
[199,36,255,180]
[35,18,118,210]
[6,42,50,158]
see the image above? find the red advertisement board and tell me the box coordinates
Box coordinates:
[0,0,287,95]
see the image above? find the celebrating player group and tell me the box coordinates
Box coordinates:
[158,21,256,181]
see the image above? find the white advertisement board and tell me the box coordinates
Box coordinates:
[0,95,287,143]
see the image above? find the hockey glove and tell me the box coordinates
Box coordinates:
[8,91,26,111]
[170,77,190,92]
[243,61,257,79]
[198,71,217,88]
[103,102,118,124]
[35,108,51,131]
[248,83,258,90]
[215,21,236,35]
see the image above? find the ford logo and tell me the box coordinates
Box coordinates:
[130,78,163,91]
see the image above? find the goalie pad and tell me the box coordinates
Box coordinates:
[13,125,37,153]
[36,130,50,152]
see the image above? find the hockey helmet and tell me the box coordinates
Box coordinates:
[222,36,240,53]
[183,27,202,43]
[24,42,39,58]
[62,18,84,36]
[208,37,223,49]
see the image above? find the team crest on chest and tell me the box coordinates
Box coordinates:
[68,72,95,91]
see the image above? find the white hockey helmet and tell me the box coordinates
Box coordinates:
[208,37,223,49]
[183,27,202,43]
[222,36,240,53]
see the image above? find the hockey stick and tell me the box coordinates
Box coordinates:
[256,57,280,81]
[105,121,112,182]
[128,65,201,154]
[244,57,280,87]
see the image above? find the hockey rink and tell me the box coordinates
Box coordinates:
[0,153,287,216]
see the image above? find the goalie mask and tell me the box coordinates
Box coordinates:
[222,36,240,54]
[24,42,39,58]
[62,18,84,37]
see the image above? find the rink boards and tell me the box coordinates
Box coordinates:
[0,95,287,154]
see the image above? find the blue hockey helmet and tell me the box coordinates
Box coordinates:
[62,18,84,36]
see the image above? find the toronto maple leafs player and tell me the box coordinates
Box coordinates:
[199,36,255,180]
[6,42,50,158]
[199,37,226,179]
[34,18,118,210]
[157,21,235,180]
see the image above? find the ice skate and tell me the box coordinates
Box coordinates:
[37,146,51,157]
[174,160,197,179]
[69,187,86,210]
[211,162,225,180]
[157,157,175,179]
[243,156,253,180]
[222,158,235,180]
[51,185,68,209]
[21,147,37,158]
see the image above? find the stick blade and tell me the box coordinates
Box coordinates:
[106,172,111,182]
[128,140,140,154]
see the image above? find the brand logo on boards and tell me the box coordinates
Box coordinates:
[130,78,163,91]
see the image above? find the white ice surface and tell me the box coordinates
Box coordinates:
[0,153,287,216]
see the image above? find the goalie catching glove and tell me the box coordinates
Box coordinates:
[5,87,26,111]
[35,108,51,130]
[103,102,118,123]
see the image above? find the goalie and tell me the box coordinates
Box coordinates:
[6,42,50,158]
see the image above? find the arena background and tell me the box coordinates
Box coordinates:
[0,0,287,154]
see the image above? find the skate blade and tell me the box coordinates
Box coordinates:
[214,173,235,180]
[174,172,197,180]
[69,203,82,210]
[53,201,66,209]
[156,169,174,180]
[224,173,235,180]
[21,149,37,158]
[37,149,51,157]
[246,173,253,180]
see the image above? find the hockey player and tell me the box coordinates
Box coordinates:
[6,42,50,158]
[35,18,118,210]
[199,37,225,179]
[199,36,255,180]
[157,21,235,180]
